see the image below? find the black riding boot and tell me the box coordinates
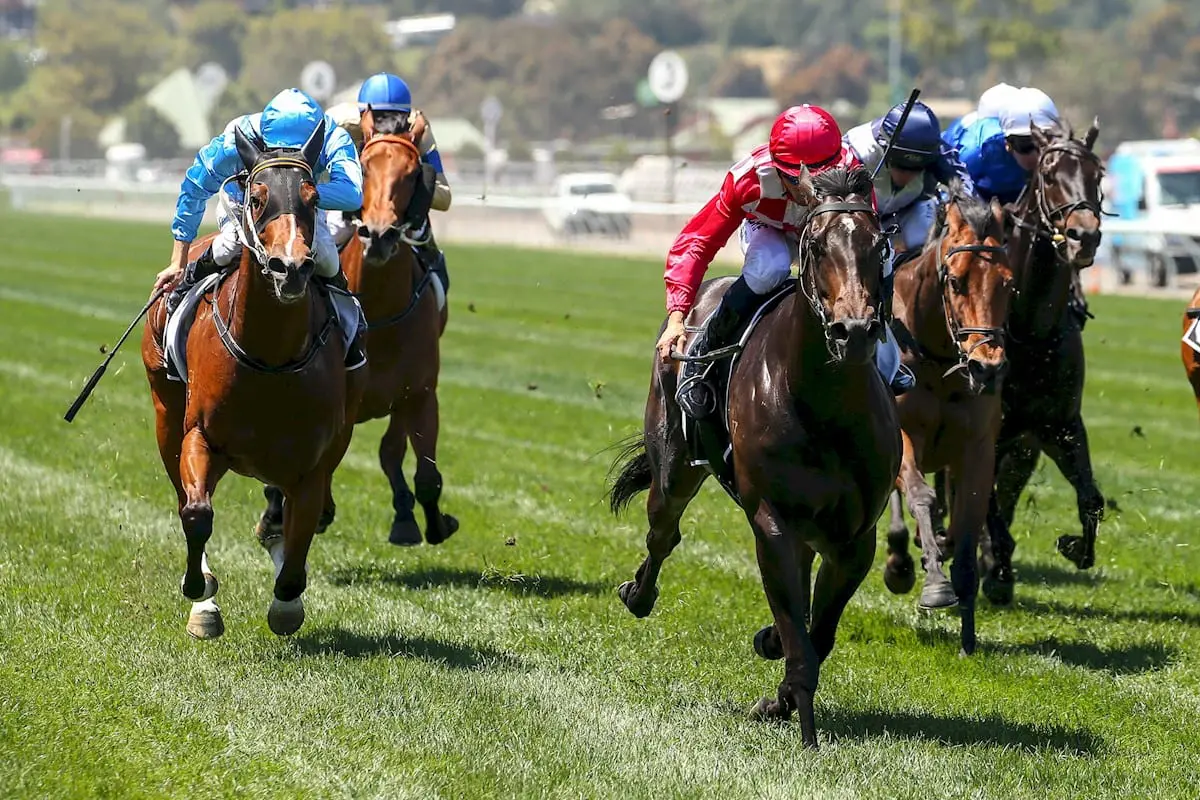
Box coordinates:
[414,231,449,295]
[677,276,763,420]
[166,246,220,315]
[315,270,367,370]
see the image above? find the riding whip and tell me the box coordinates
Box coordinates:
[871,88,922,181]
[63,287,166,423]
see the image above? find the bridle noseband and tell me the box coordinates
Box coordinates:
[1013,138,1108,264]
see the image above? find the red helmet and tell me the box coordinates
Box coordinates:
[769,105,842,177]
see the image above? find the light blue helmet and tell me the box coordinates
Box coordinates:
[259,88,325,150]
[358,72,412,113]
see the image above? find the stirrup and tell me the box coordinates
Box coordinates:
[891,364,916,396]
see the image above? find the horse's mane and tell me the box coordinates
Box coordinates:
[372,110,410,135]
[926,178,999,246]
[811,165,873,200]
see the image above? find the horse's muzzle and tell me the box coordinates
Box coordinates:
[828,317,882,364]
[1066,225,1100,268]
[268,257,316,303]
[966,357,1008,396]
[359,223,400,265]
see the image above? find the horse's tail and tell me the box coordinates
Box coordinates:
[606,435,652,515]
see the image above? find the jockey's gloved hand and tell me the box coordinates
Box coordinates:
[403,163,437,229]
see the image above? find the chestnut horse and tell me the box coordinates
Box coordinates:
[1180,291,1200,416]
[882,185,1012,655]
[980,120,1105,605]
[142,122,365,639]
[256,108,457,547]
[607,167,901,748]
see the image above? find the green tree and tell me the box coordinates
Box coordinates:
[238,8,392,102]
[179,1,247,75]
[124,100,185,158]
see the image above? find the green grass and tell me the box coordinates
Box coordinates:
[2,210,1200,799]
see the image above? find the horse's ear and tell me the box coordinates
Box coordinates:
[408,111,428,149]
[989,196,1005,231]
[361,105,376,143]
[1030,123,1052,150]
[302,118,325,170]
[1084,117,1100,151]
[233,123,260,170]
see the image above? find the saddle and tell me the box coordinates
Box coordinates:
[680,279,797,501]
[162,272,361,382]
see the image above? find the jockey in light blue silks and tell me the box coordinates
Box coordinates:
[327,72,453,298]
[156,88,364,307]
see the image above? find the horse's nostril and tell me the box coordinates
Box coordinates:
[829,321,850,342]
[866,319,883,340]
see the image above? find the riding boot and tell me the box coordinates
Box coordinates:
[314,270,367,370]
[1068,269,1094,330]
[166,246,220,315]
[677,276,762,420]
[879,271,916,395]
[414,230,449,294]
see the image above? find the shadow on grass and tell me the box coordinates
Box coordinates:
[293,626,524,671]
[820,708,1103,755]
[1015,560,1103,587]
[1016,597,1200,628]
[327,564,609,599]
[1009,638,1176,674]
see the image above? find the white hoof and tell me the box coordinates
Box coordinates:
[267,597,305,636]
[187,599,225,640]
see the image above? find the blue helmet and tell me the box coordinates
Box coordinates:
[358,72,412,113]
[872,101,942,170]
[260,88,325,150]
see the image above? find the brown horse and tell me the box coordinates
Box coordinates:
[882,185,1012,655]
[1180,289,1200,415]
[142,122,365,639]
[256,108,457,547]
[980,120,1105,605]
[607,166,901,749]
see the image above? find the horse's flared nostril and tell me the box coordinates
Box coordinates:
[829,321,850,342]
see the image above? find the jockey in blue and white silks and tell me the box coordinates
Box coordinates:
[942,85,1060,206]
[157,88,364,311]
[845,100,977,255]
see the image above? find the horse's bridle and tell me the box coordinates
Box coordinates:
[933,222,1008,380]
[359,134,430,246]
[796,199,886,355]
[1013,139,1107,264]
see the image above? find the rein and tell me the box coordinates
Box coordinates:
[1010,138,1109,265]
[797,200,879,355]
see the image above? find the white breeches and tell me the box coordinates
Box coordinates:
[211,208,341,278]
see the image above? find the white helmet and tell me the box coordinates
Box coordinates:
[1000,87,1060,137]
[977,82,1019,119]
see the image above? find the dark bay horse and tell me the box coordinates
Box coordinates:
[980,120,1105,605]
[607,166,901,749]
[142,122,366,639]
[257,108,457,547]
[883,185,1012,655]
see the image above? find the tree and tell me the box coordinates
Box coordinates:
[179,1,247,75]
[774,45,881,111]
[238,7,392,103]
[124,100,185,157]
[709,61,771,98]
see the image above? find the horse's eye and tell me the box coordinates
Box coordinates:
[950,274,968,295]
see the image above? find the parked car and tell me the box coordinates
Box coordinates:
[543,172,633,239]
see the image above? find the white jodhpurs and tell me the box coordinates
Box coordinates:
[211,208,341,278]
[739,220,796,295]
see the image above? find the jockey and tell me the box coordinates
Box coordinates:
[326,72,452,296]
[844,100,976,255]
[658,104,916,420]
[153,88,366,367]
[942,85,1060,206]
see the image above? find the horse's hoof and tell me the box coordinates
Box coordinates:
[1056,535,1094,569]
[883,558,917,595]
[982,573,1014,606]
[919,581,959,610]
[425,513,460,546]
[255,515,283,543]
[388,517,422,547]
[618,580,657,618]
[187,605,225,640]
[748,697,787,722]
[753,625,784,660]
[267,597,305,636]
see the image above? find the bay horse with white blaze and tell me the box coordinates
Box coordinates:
[608,166,901,749]
[978,120,1105,605]
[883,183,1012,655]
[142,121,366,639]
[256,108,457,547]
